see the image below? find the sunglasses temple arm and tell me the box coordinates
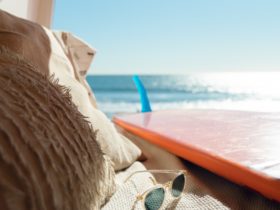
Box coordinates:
[144,170,186,173]
[124,170,186,183]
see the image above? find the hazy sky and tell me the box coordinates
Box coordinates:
[53,0,280,75]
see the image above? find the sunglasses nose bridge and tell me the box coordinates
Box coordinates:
[163,181,172,188]
[136,194,144,201]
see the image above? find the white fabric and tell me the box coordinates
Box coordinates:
[52,31,98,108]
[53,31,96,76]
[43,27,141,171]
[103,162,229,210]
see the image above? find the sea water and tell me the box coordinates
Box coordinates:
[87,73,280,118]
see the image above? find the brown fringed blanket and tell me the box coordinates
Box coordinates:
[0,48,115,210]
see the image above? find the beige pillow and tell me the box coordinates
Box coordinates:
[0,47,115,209]
[44,29,141,170]
[53,31,98,108]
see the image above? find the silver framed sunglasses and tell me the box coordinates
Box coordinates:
[125,170,187,210]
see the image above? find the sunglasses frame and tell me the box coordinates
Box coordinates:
[125,170,187,210]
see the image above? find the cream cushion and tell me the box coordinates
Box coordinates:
[43,28,141,170]
[53,31,98,108]
[103,162,229,210]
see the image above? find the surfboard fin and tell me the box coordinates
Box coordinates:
[133,75,152,112]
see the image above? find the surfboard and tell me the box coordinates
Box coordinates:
[113,109,280,202]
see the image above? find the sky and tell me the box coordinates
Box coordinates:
[53,0,280,75]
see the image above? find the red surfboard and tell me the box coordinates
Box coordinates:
[113,109,280,202]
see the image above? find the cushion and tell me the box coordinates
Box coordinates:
[47,29,141,171]
[0,9,51,75]
[0,9,142,171]
[52,31,98,108]
[0,47,115,209]
[103,162,229,210]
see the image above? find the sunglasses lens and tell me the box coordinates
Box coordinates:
[171,174,185,197]
[144,187,165,210]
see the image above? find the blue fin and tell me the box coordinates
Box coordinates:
[133,75,152,112]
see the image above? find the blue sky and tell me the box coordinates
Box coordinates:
[53,0,280,74]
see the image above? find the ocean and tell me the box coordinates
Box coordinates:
[86,73,280,118]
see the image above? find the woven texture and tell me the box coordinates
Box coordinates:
[103,162,229,210]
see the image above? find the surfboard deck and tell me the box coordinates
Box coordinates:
[113,109,280,202]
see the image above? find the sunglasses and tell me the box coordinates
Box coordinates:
[125,170,187,210]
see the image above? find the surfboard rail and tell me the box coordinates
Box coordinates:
[113,109,280,202]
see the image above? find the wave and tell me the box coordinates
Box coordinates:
[98,99,280,118]
[87,73,280,98]
[87,73,280,117]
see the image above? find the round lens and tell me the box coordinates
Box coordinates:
[144,187,165,210]
[171,174,185,197]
